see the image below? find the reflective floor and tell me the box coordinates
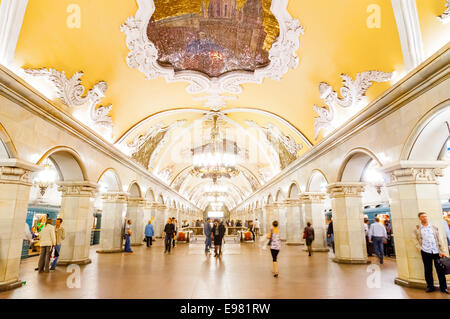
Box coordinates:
[1,237,449,299]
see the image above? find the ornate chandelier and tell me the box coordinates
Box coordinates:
[191,115,240,183]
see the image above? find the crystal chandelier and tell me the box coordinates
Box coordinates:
[33,161,57,197]
[191,115,240,183]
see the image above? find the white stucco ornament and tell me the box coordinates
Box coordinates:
[438,0,450,24]
[121,0,303,109]
[24,68,113,130]
[313,71,393,139]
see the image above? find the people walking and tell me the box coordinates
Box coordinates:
[37,219,56,273]
[384,219,393,257]
[204,217,212,255]
[50,218,65,270]
[368,217,387,264]
[303,222,315,256]
[413,212,448,294]
[267,220,281,277]
[327,219,335,254]
[364,218,373,257]
[211,219,225,257]
[124,219,133,253]
[145,220,154,247]
[163,218,175,253]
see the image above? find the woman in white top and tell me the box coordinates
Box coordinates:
[267,220,281,278]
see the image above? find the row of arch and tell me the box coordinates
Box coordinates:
[240,100,450,211]
[0,125,196,212]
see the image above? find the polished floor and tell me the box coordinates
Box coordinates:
[1,237,449,299]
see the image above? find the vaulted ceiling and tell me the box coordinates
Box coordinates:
[6,0,450,210]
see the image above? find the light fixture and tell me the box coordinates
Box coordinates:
[364,165,385,195]
[33,161,57,197]
[191,115,240,183]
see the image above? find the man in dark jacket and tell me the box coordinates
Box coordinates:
[163,218,175,253]
[327,219,334,253]
[204,218,212,255]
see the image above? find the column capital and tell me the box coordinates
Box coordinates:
[383,161,448,185]
[283,199,301,206]
[0,158,40,186]
[57,181,98,197]
[101,191,128,203]
[326,182,365,198]
[300,192,327,203]
[127,197,145,206]
[144,201,159,208]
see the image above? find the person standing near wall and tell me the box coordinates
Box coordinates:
[37,219,56,273]
[327,219,334,254]
[369,217,388,264]
[172,218,178,248]
[50,218,65,270]
[254,218,260,237]
[267,220,281,278]
[364,218,373,257]
[304,222,315,256]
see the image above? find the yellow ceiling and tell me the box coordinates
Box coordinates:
[13,0,414,144]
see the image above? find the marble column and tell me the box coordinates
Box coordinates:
[274,203,287,240]
[384,161,450,289]
[0,159,37,291]
[327,183,369,264]
[57,181,98,265]
[263,204,274,233]
[301,192,329,252]
[97,192,127,253]
[284,199,303,245]
[155,204,167,237]
[126,197,145,246]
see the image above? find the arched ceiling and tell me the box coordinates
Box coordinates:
[6,0,450,210]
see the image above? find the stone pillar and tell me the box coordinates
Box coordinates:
[97,192,127,253]
[58,181,98,265]
[126,197,145,246]
[155,204,167,237]
[301,192,329,252]
[327,183,369,264]
[263,204,273,233]
[384,161,450,288]
[284,199,303,245]
[0,159,37,291]
[274,203,287,240]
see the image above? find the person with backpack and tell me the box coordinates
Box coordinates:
[144,220,154,247]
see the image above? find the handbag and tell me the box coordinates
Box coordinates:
[303,229,307,239]
[436,257,450,275]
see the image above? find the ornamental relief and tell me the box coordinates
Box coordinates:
[387,167,444,184]
[438,0,450,24]
[121,0,302,108]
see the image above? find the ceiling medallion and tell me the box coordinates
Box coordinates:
[313,70,393,140]
[121,0,303,110]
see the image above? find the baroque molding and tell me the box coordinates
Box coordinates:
[383,161,448,185]
[438,0,450,24]
[299,192,327,203]
[326,183,365,198]
[101,191,128,203]
[120,0,303,109]
[313,71,393,139]
[57,181,98,197]
[245,120,303,170]
[23,68,113,130]
[127,120,186,170]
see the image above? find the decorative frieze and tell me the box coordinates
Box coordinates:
[0,159,39,185]
[299,192,327,203]
[326,182,365,198]
[101,192,128,203]
[57,181,98,197]
[383,161,448,186]
[127,197,146,206]
[313,71,393,139]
